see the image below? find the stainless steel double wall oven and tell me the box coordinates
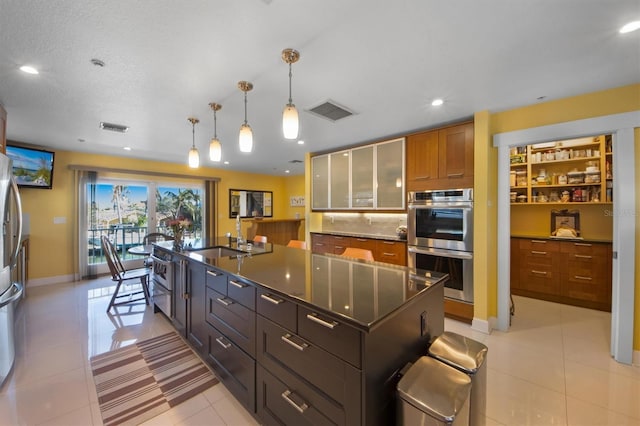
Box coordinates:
[408,188,474,303]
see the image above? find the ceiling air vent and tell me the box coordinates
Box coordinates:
[289,159,303,164]
[306,100,354,122]
[100,122,129,133]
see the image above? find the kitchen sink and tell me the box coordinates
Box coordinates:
[187,246,246,258]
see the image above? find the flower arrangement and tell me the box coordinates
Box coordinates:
[166,216,192,248]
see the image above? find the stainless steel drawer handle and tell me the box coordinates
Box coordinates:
[531,270,548,275]
[415,175,431,180]
[215,337,231,349]
[574,254,593,259]
[281,334,309,351]
[206,270,221,277]
[574,243,593,247]
[531,250,547,255]
[306,313,338,329]
[382,252,396,257]
[531,240,547,244]
[216,297,233,306]
[574,275,593,281]
[229,280,247,289]
[447,172,464,178]
[260,293,283,305]
[281,390,309,414]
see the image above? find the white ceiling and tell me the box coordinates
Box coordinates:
[1,0,638,176]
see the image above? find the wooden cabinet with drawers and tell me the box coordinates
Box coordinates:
[511,237,611,311]
[311,233,406,266]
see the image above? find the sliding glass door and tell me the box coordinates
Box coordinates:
[83,178,204,275]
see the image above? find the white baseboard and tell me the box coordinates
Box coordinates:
[471,317,492,334]
[27,274,76,288]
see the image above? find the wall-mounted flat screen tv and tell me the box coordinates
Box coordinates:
[6,144,55,189]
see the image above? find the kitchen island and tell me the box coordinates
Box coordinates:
[152,238,446,426]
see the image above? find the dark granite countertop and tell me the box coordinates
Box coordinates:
[156,237,445,331]
[311,231,407,242]
[510,234,612,243]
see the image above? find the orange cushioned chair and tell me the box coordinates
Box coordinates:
[340,247,374,261]
[253,235,267,243]
[286,239,307,249]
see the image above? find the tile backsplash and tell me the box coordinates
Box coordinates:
[321,212,407,237]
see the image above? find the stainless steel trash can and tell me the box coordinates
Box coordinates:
[428,332,488,426]
[397,356,471,426]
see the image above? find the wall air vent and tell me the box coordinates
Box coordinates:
[306,100,354,122]
[100,122,129,133]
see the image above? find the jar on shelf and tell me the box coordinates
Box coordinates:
[510,171,516,187]
[558,174,567,185]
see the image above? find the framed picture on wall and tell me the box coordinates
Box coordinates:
[550,209,581,239]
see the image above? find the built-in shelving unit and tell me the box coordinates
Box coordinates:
[510,135,613,205]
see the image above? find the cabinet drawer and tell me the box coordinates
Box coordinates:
[375,240,407,265]
[519,239,560,252]
[206,323,255,412]
[298,306,362,368]
[257,289,297,332]
[206,287,256,356]
[257,318,361,408]
[256,364,346,426]
[350,237,376,250]
[228,277,256,309]
[205,267,227,294]
[520,268,560,295]
[560,241,609,256]
[521,249,557,269]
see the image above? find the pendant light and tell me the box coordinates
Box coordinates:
[238,81,254,153]
[187,117,200,168]
[281,48,300,140]
[208,102,222,162]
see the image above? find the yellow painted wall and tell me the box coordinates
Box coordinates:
[482,83,639,351]
[19,149,299,281]
[511,204,613,241]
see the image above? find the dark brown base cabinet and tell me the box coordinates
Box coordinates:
[159,245,444,426]
[511,237,612,311]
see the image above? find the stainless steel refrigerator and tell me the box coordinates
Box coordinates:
[0,152,23,388]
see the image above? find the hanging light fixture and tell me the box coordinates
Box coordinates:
[281,48,300,140]
[208,102,222,162]
[238,81,254,153]
[187,117,200,168]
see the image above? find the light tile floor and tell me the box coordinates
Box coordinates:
[1,277,638,425]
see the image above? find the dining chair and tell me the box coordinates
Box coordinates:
[143,232,173,245]
[253,235,268,243]
[340,247,375,261]
[286,239,307,250]
[100,235,151,312]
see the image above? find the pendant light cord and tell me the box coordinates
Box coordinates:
[243,91,248,125]
[288,62,293,105]
[192,122,196,148]
[213,110,218,139]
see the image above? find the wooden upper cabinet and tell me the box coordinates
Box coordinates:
[406,130,439,189]
[407,121,474,191]
[439,122,474,181]
[0,105,6,154]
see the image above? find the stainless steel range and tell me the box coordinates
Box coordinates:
[150,249,174,317]
[408,188,474,303]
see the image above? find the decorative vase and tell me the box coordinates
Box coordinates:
[173,231,183,251]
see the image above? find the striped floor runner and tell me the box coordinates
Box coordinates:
[90,332,219,426]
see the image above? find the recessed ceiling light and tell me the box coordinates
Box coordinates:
[431,98,444,106]
[620,21,640,33]
[285,170,290,174]
[297,140,304,145]
[123,146,132,151]
[19,65,39,75]
[223,161,229,165]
